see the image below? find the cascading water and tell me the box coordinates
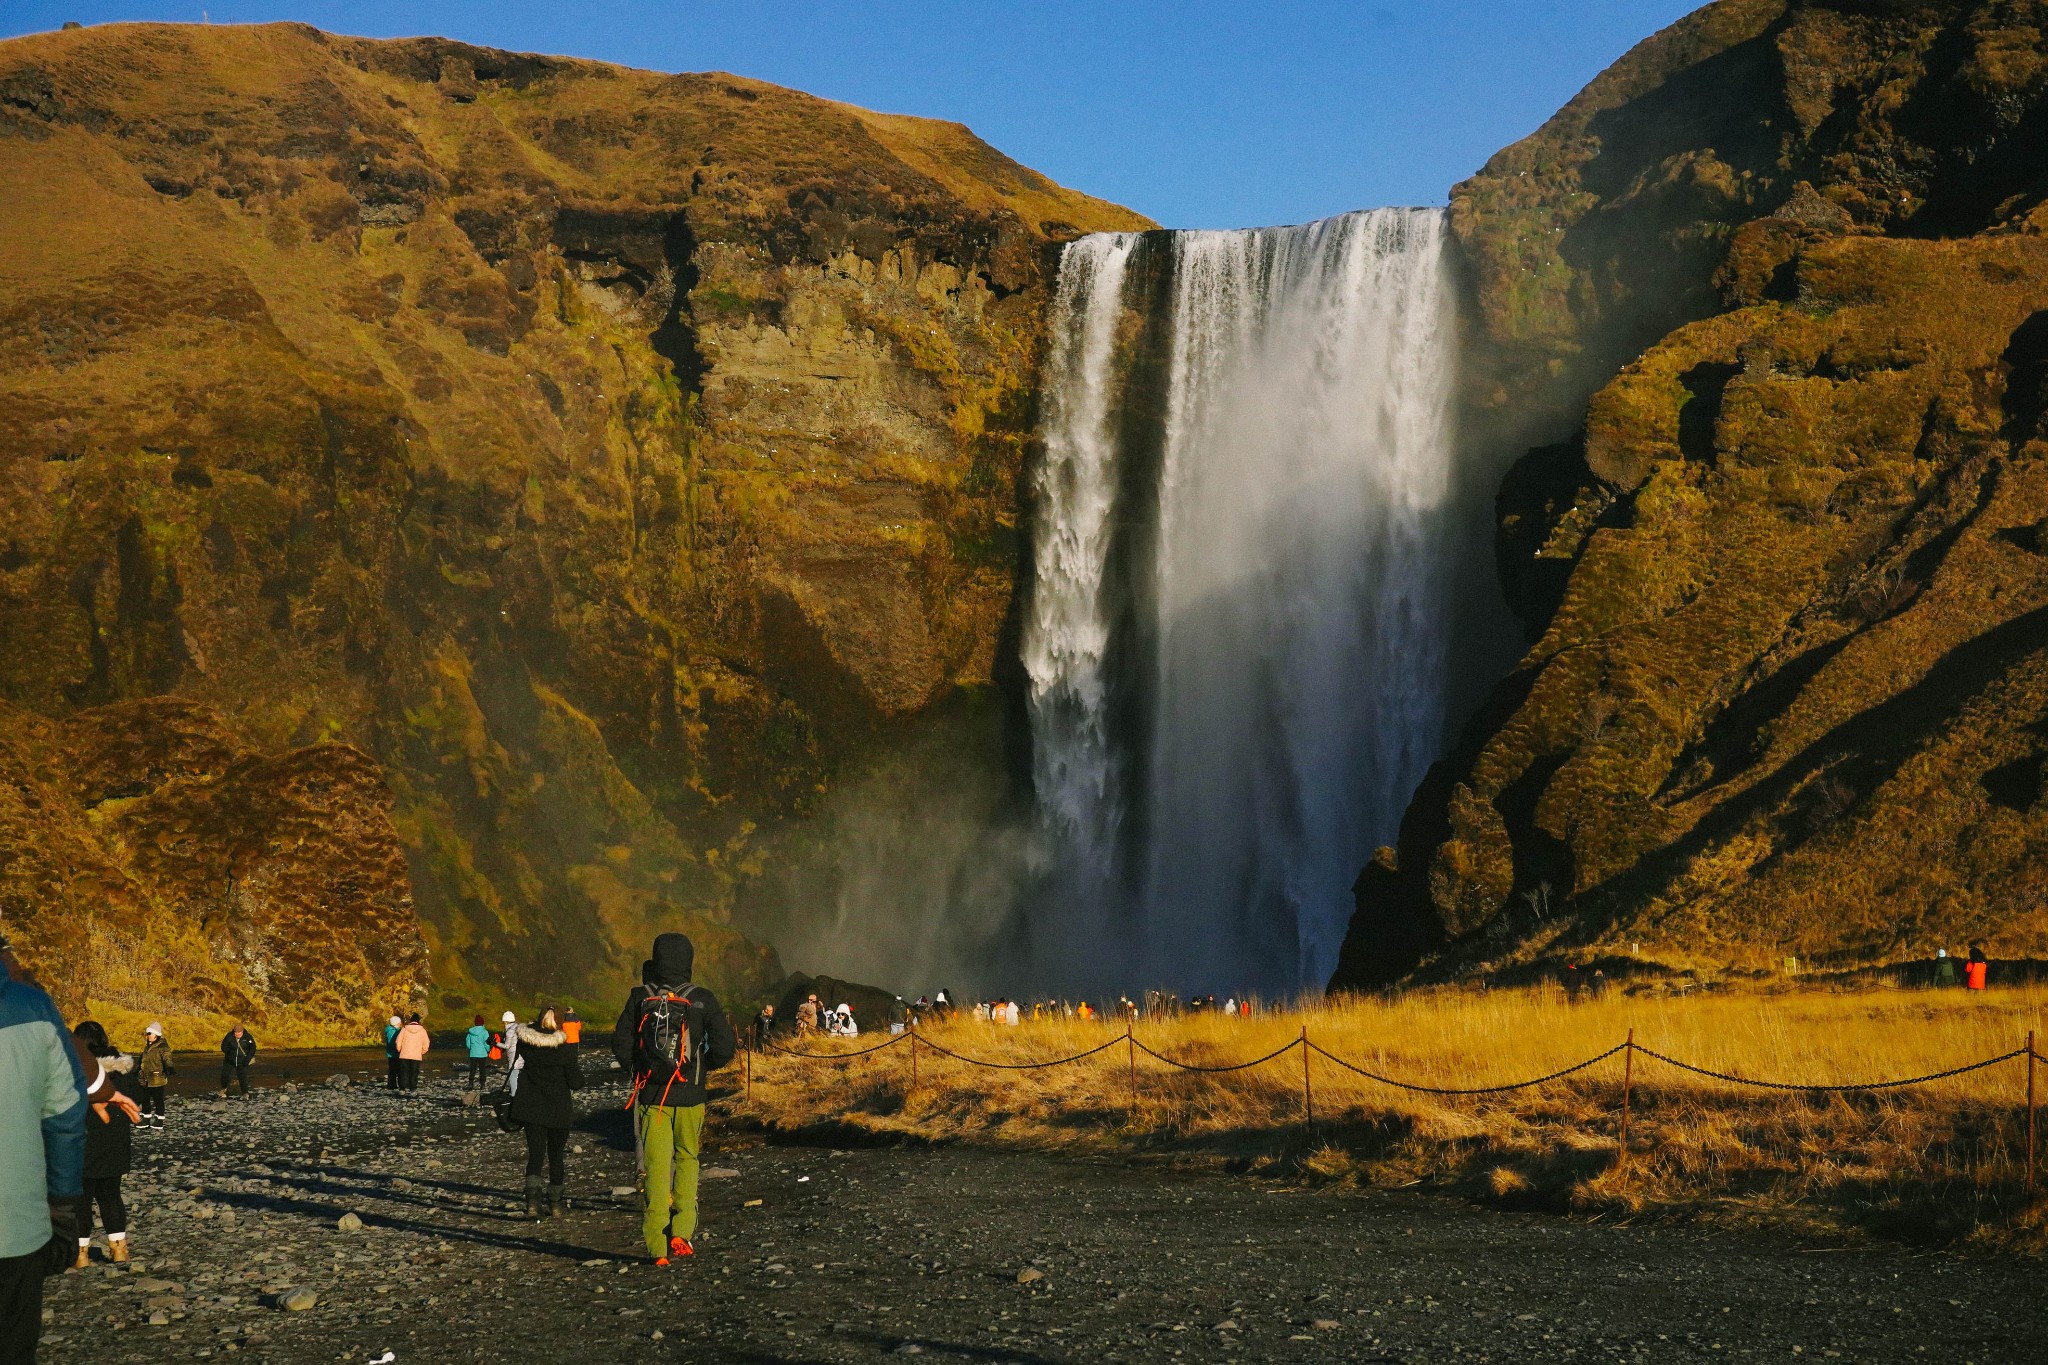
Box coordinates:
[1020,233,1140,904]
[1023,207,1457,994]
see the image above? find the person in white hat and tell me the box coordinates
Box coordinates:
[501,1010,523,1095]
[137,1023,173,1132]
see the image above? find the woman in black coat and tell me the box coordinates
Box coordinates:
[72,1020,136,1265]
[505,1006,583,1219]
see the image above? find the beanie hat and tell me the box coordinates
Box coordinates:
[145,1022,162,1036]
[389,1015,401,1028]
[502,1010,516,1023]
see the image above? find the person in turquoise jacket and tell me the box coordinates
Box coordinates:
[464,1015,492,1090]
[383,1015,402,1091]
[1,936,90,1362]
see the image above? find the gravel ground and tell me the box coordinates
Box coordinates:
[40,1059,2048,1364]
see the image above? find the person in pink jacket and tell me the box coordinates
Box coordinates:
[393,1014,431,1098]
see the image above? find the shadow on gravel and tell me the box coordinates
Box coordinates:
[200,1183,622,1261]
[214,1167,529,1223]
[576,1104,636,1152]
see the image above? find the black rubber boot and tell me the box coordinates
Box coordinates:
[523,1177,544,1220]
[547,1184,567,1219]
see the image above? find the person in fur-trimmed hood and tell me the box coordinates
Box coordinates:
[611,932,735,1264]
[70,1021,136,1266]
[505,1007,584,1219]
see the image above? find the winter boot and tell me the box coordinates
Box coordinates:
[110,1237,131,1264]
[523,1177,544,1220]
[547,1185,567,1219]
[74,1242,89,1270]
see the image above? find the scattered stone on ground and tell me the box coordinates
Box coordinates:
[40,1056,2048,1363]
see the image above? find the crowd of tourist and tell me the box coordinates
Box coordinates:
[3,928,739,1361]
[753,986,1261,1046]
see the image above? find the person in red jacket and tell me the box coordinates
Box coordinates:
[1965,942,1989,990]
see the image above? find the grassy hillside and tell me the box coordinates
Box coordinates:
[0,21,1150,1038]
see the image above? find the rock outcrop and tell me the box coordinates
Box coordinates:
[1336,0,2048,986]
[0,21,1148,1033]
[0,698,424,1043]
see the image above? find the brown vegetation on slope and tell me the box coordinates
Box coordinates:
[0,21,1149,1032]
[1339,0,2048,986]
[0,697,423,1042]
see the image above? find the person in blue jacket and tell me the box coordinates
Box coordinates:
[463,1015,492,1090]
[1,934,90,1363]
[383,1015,402,1091]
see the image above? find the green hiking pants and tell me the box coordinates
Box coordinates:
[638,1101,705,1256]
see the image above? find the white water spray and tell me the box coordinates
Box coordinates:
[1025,208,1457,992]
[1021,232,1140,901]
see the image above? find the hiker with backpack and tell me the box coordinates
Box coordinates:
[611,932,736,1265]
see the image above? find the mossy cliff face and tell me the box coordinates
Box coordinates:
[0,698,422,1045]
[0,22,1149,1035]
[1337,0,2048,986]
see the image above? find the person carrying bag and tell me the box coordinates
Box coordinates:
[611,933,735,1265]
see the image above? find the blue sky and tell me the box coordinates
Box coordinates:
[3,1,1701,228]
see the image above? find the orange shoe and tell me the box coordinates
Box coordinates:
[654,1256,670,1267]
[668,1236,694,1258]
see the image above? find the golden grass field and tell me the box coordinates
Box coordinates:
[734,985,2048,1249]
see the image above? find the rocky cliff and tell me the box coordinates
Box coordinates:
[1336,0,2048,986]
[0,21,1148,1039]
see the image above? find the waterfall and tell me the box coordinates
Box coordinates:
[1021,233,1140,903]
[1024,208,1456,993]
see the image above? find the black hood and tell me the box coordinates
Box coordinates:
[650,933,694,986]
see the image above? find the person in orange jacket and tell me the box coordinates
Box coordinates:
[394,1014,431,1096]
[1965,942,1989,991]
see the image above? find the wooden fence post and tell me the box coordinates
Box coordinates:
[1301,1026,1315,1134]
[909,1028,919,1098]
[1618,1028,1635,1170]
[2027,1029,2037,1203]
[744,1042,752,1104]
[1125,1022,1136,1120]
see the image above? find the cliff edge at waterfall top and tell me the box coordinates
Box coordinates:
[1334,0,2048,990]
[0,19,1149,1039]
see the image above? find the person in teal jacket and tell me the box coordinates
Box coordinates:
[1,937,90,1362]
[464,1015,492,1090]
[382,1015,401,1091]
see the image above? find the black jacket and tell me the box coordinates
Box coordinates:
[84,1054,136,1180]
[504,1025,584,1130]
[611,932,736,1108]
[220,1031,257,1066]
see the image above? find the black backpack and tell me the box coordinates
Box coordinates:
[636,984,703,1083]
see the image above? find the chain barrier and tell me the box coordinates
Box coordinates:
[1307,1039,1628,1095]
[914,1033,1127,1070]
[759,1030,2029,1094]
[753,1024,2044,1202]
[764,1031,911,1061]
[1630,1044,2028,1092]
[1131,1037,1303,1073]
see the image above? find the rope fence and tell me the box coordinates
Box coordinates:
[744,1023,2047,1201]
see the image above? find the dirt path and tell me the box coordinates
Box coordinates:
[43,1061,2044,1363]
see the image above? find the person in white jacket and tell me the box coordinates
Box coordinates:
[501,1010,522,1095]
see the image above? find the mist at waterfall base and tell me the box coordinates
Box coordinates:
[736,209,1467,1002]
